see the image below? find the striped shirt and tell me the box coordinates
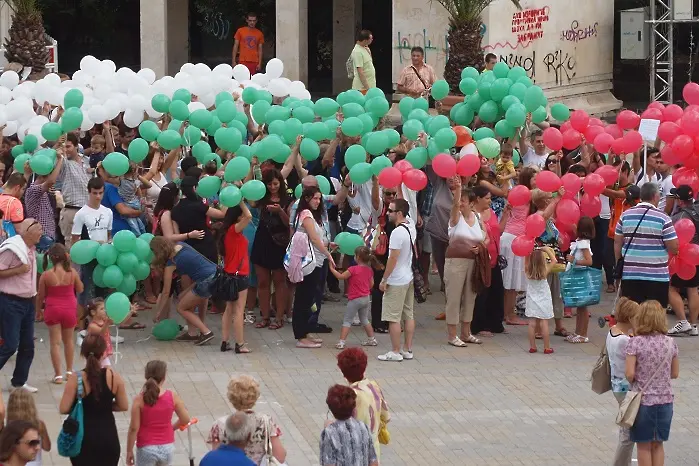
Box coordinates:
[57,158,90,207]
[614,202,677,282]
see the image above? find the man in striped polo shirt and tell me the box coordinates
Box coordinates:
[614,183,679,306]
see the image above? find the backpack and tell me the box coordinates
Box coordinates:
[346,55,355,79]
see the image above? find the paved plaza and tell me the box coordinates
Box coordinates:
[12,276,699,465]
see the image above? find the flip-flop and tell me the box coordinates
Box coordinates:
[255,319,270,329]
[477,331,494,337]
[296,341,322,348]
[52,375,64,384]
[119,322,146,330]
[505,319,528,326]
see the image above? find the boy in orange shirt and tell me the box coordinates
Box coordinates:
[233,12,264,76]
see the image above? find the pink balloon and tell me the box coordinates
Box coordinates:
[683,82,699,106]
[377,167,402,188]
[589,118,604,127]
[685,152,699,170]
[569,110,590,132]
[648,102,666,111]
[580,193,602,217]
[583,173,606,196]
[432,154,456,178]
[456,154,480,177]
[611,138,627,155]
[658,121,682,143]
[560,121,573,134]
[641,108,663,120]
[561,172,582,194]
[595,165,619,186]
[525,214,546,239]
[675,218,696,245]
[662,104,684,122]
[556,198,581,225]
[617,110,640,130]
[680,110,699,136]
[508,185,531,207]
[681,243,699,266]
[670,134,694,160]
[394,159,413,173]
[661,145,683,166]
[512,236,535,257]
[605,124,623,139]
[542,127,563,151]
[562,129,582,150]
[402,168,428,191]
[556,220,575,236]
[669,254,679,276]
[673,166,699,192]
[676,255,697,280]
[536,170,562,193]
[584,125,605,142]
[622,130,643,154]
[559,232,571,252]
[593,132,615,154]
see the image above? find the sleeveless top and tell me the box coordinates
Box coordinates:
[137,390,176,447]
[448,214,483,242]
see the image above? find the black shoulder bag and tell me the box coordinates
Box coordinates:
[399,224,428,303]
[614,207,651,281]
[411,66,435,108]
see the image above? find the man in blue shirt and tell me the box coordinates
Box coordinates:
[96,162,142,234]
[201,412,255,466]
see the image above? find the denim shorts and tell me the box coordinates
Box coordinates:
[192,273,216,299]
[631,402,673,443]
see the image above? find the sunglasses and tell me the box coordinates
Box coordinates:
[18,439,40,448]
[384,192,397,196]
[547,160,558,165]
[386,208,397,213]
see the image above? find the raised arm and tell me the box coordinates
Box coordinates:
[449,177,462,228]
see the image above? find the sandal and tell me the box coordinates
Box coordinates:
[462,334,482,344]
[119,322,146,330]
[448,336,467,347]
[554,329,571,337]
[296,340,322,349]
[606,284,617,293]
[255,318,270,329]
[505,319,527,326]
[269,320,284,330]
[566,334,589,343]
[544,348,555,354]
[235,342,251,354]
[52,375,64,384]
[529,347,538,353]
[477,331,494,337]
[373,327,389,334]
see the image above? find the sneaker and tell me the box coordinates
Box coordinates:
[691,325,699,337]
[313,323,333,334]
[175,332,199,342]
[668,320,692,335]
[400,349,414,360]
[323,293,340,303]
[362,337,378,346]
[335,340,346,349]
[286,316,293,324]
[352,316,362,326]
[11,383,38,393]
[111,334,125,344]
[221,341,232,352]
[377,351,403,362]
[195,332,215,346]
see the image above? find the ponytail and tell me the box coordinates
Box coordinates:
[142,360,167,406]
[142,378,160,406]
[80,334,107,401]
[367,252,384,271]
[354,246,384,270]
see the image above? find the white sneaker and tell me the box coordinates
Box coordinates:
[400,349,414,360]
[10,383,38,393]
[362,337,378,346]
[668,320,692,335]
[351,316,361,326]
[691,325,699,337]
[111,334,125,344]
[377,351,403,362]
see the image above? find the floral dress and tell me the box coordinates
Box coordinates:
[207,411,281,465]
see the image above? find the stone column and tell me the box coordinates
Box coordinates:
[140,0,168,77]
[276,0,308,83]
[332,0,361,93]
[166,0,189,74]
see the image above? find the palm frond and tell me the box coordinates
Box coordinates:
[431,0,522,27]
[1,0,39,16]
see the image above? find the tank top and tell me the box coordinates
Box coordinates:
[45,283,77,309]
[136,390,176,447]
[448,213,484,242]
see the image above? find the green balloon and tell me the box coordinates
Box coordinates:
[517,76,533,87]
[133,261,151,281]
[313,175,329,195]
[513,148,521,166]
[501,95,521,112]
[265,105,291,123]
[314,98,339,118]
[477,81,492,101]
[365,97,389,117]
[29,154,53,175]
[37,253,53,273]
[365,88,385,100]
[294,184,302,199]
[96,243,118,267]
[427,115,450,137]
[490,78,511,102]
[341,117,363,137]
[117,274,137,296]
[357,114,375,135]
[214,100,235,123]
[551,103,570,122]
[345,144,367,169]
[495,120,516,138]
[224,156,250,182]
[113,230,137,253]
[406,147,428,169]
[220,185,243,207]
[399,97,414,119]
[461,67,480,80]
[133,238,151,261]
[214,127,242,153]
[459,78,478,95]
[341,103,364,119]
[190,109,213,129]
[157,129,181,150]
[92,264,106,287]
[383,129,400,148]
[61,107,83,132]
[169,100,190,121]
[151,94,171,113]
[524,86,544,112]
[282,118,303,144]
[10,145,24,158]
[206,115,223,135]
[116,252,138,274]
[431,80,450,101]
[292,106,315,124]
[411,98,427,112]
[257,90,274,105]
[234,145,253,161]
[23,135,38,153]
[192,141,212,159]
[366,132,389,156]
[183,125,202,146]
[241,180,266,201]
[453,104,475,126]
[505,105,526,127]
[216,92,234,106]
[508,66,527,81]
[300,138,320,161]
[152,319,180,341]
[70,240,100,265]
[473,127,495,141]
[478,100,499,123]
[41,122,62,142]
[338,233,366,255]
[196,176,222,198]
[139,120,160,142]
[127,138,149,163]
[64,88,84,109]
[105,292,130,324]
[102,265,124,289]
[427,139,440,159]
[172,88,192,104]
[242,87,259,104]
[167,119,182,133]
[402,119,423,141]
[476,137,501,159]
[371,155,392,176]
[532,106,548,124]
[509,83,527,102]
[434,128,457,150]
[493,62,510,79]
[305,121,330,141]
[139,233,155,244]
[102,152,130,177]
[467,92,484,111]
[349,162,372,184]
[345,90,366,106]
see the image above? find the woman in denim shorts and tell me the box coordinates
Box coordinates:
[149,237,219,346]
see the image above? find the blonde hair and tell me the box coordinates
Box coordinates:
[531,189,552,210]
[525,248,547,281]
[226,375,260,411]
[149,236,175,269]
[634,300,668,335]
[7,389,39,425]
[615,297,639,324]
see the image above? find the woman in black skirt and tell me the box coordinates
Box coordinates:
[250,168,291,330]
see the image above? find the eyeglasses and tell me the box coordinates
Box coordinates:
[384,192,397,196]
[547,160,558,165]
[18,439,40,448]
[28,221,40,230]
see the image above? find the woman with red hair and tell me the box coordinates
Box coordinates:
[336,348,390,459]
[320,384,378,466]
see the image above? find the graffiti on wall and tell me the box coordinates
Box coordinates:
[200,11,231,41]
[495,50,577,86]
[512,7,550,45]
[560,20,598,42]
[395,30,449,71]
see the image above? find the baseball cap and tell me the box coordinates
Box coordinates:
[671,185,694,201]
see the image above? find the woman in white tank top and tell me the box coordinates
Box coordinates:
[443,179,487,347]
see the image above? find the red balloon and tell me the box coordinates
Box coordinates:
[593,132,615,154]
[684,152,699,170]
[669,254,679,276]
[589,118,604,127]
[454,126,472,147]
[542,127,563,151]
[681,243,699,266]
[456,154,480,177]
[377,167,402,188]
[605,124,623,139]
[641,108,663,120]
[394,159,413,173]
[561,172,582,194]
[623,130,644,154]
[560,121,573,134]
[569,110,590,132]
[556,198,581,225]
[683,82,699,106]
[536,170,562,193]
[512,236,535,257]
[662,104,684,122]
[556,220,575,235]
[584,125,605,143]
[675,218,696,245]
[402,168,428,191]
[658,121,682,143]
[583,173,606,196]
[680,110,699,135]
[676,256,697,280]
[596,165,619,186]
[648,102,666,111]
[673,166,699,192]
[580,193,602,217]
[660,145,683,166]
[611,138,627,155]
[431,154,456,178]
[525,214,546,239]
[508,185,531,207]
[559,232,571,252]
[617,110,640,130]
[562,129,582,150]
[670,134,694,160]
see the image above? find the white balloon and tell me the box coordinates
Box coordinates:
[12,82,34,100]
[267,79,289,98]
[0,108,7,127]
[29,115,49,127]
[199,93,216,109]
[2,121,17,136]
[230,79,240,90]
[210,74,230,93]
[0,71,19,90]
[104,99,121,120]
[79,55,98,71]
[44,73,61,86]
[297,89,311,100]
[72,70,92,87]
[193,63,212,77]
[212,63,233,78]
[459,143,478,157]
[123,109,143,128]
[16,123,28,141]
[251,73,270,86]
[88,105,107,123]
[137,68,156,84]
[48,87,67,107]
[102,60,117,74]
[265,58,284,79]
[80,115,95,132]
[0,87,12,105]
[128,94,148,112]
[188,101,206,112]
[232,64,251,82]
[181,63,196,75]
[145,105,163,119]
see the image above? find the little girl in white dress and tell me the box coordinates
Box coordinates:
[525,246,557,354]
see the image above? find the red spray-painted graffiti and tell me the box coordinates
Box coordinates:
[511,7,550,44]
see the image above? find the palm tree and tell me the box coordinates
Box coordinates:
[434,0,522,93]
[2,0,50,77]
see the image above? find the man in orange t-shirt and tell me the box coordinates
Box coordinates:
[233,12,264,76]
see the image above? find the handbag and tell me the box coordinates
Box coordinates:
[283,215,317,281]
[591,344,612,394]
[57,373,85,457]
[378,419,391,445]
[616,341,674,428]
[614,207,650,280]
[559,247,603,308]
[363,213,388,256]
[259,416,287,466]
[399,224,428,303]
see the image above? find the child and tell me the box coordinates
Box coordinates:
[89,134,107,173]
[495,142,517,190]
[126,360,190,466]
[524,246,557,354]
[565,216,595,344]
[37,244,84,384]
[7,388,51,465]
[329,246,382,349]
[119,162,146,235]
[85,298,115,367]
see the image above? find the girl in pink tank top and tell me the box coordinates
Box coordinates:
[126,360,191,466]
[37,244,84,384]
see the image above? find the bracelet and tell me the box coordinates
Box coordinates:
[186,232,191,239]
